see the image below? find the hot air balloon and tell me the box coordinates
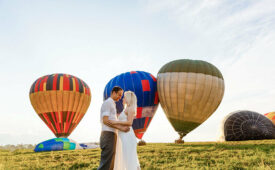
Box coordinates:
[157,59,225,143]
[34,138,82,152]
[104,71,159,142]
[29,73,91,140]
[264,112,275,125]
[223,110,275,141]
[34,138,99,152]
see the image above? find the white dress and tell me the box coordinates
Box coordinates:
[114,111,141,170]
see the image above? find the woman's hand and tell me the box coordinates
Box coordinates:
[118,125,130,132]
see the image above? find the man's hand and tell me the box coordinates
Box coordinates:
[105,119,113,127]
[103,116,114,127]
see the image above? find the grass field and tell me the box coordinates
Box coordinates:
[0,140,274,170]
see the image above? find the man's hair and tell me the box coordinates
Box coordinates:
[111,86,123,93]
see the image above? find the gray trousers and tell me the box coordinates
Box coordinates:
[98,131,117,170]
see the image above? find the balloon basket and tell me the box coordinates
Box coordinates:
[175,139,184,144]
[138,140,146,146]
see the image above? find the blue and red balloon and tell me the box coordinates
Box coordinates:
[104,71,159,139]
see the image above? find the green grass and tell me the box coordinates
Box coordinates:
[1,140,274,170]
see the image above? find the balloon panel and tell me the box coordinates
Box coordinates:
[167,118,201,136]
[158,59,223,79]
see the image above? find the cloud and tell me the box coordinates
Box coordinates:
[142,0,275,63]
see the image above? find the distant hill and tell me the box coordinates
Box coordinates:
[0,144,35,151]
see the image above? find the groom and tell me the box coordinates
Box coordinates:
[98,86,130,170]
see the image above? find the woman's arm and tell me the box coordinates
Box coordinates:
[107,109,135,126]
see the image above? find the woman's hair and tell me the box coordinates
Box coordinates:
[124,91,137,116]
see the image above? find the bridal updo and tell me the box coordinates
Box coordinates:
[124,91,137,116]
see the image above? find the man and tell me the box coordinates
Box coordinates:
[98,86,130,170]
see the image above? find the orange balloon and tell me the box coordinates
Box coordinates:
[29,73,91,137]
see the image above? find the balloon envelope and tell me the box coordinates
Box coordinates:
[264,112,275,125]
[104,71,159,139]
[34,138,81,152]
[223,110,275,141]
[157,59,225,138]
[29,73,91,138]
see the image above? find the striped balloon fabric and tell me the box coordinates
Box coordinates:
[29,74,91,138]
[104,71,159,139]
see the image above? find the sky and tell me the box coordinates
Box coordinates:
[0,0,275,145]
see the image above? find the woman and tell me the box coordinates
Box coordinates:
[107,91,141,170]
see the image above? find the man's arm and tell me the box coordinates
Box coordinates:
[107,110,135,126]
[103,116,130,132]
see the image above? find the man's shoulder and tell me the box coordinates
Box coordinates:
[102,98,113,106]
[104,97,111,103]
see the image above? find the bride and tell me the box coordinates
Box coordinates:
[107,91,141,170]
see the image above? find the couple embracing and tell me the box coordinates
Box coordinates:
[98,86,141,170]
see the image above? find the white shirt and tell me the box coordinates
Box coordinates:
[100,97,118,132]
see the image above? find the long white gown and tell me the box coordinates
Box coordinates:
[114,111,141,170]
